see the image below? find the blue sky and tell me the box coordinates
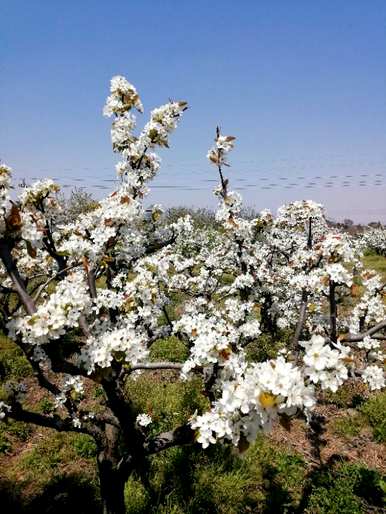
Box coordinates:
[2,1,386,221]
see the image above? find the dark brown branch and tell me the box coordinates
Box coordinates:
[0,239,37,315]
[145,423,195,455]
[101,372,136,430]
[86,268,98,299]
[42,220,67,272]
[9,336,63,400]
[144,234,177,256]
[43,344,90,378]
[291,290,309,346]
[6,402,101,440]
[162,306,173,330]
[307,217,313,249]
[11,406,74,430]
[328,280,337,343]
[78,315,91,338]
[340,319,386,342]
[30,359,61,397]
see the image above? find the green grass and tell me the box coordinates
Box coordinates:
[2,429,384,514]
[123,437,306,513]
[322,380,367,408]
[72,433,97,459]
[331,390,386,444]
[1,431,100,513]
[149,336,189,363]
[359,391,386,443]
[36,397,55,415]
[121,378,386,512]
[125,374,209,435]
[0,334,32,381]
[245,331,289,362]
[16,432,95,477]
[304,462,385,514]
[123,435,385,514]
[362,254,386,281]
[0,419,32,454]
[1,367,385,512]
[333,413,366,439]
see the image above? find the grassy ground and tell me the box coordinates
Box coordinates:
[362,254,386,281]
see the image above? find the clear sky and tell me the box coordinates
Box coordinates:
[2,1,386,222]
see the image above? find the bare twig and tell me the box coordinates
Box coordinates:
[130,362,183,371]
[291,290,309,346]
[340,319,386,342]
[86,267,98,300]
[6,402,102,440]
[32,264,81,302]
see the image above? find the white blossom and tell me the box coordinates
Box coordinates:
[136,413,152,427]
[362,365,385,390]
[0,401,11,420]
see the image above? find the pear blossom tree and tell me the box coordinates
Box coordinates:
[361,226,386,256]
[0,76,385,514]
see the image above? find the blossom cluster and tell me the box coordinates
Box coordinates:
[80,320,149,373]
[54,375,85,408]
[301,335,350,392]
[362,365,385,390]
[19,179,60,208]
[349,274,386,335]
[8,272,91,345]
[0,164,12,214]
[103,75,143,117]
[207,132,236,167]
[191,355,315,448]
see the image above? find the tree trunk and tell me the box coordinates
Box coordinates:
[97,424,129,514]
[98,457,127,514]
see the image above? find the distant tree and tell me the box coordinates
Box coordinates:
[164,206,217,228]
[369,221,383,229]
[57,188,100,224]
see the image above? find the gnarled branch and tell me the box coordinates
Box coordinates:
[145,423,195,455]
[340,319,386,343]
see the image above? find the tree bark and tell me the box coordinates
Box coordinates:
[98,457,127,514]
[291,289,308,347]
[328,280,337,343]
[97,424,129,514]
